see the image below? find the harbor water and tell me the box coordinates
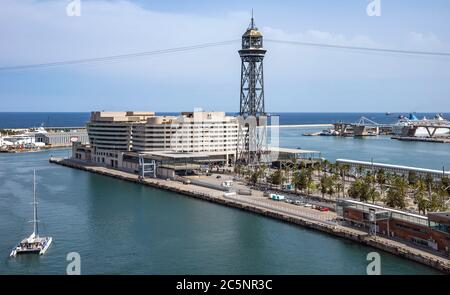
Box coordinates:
[280,129,450,170]
[0,148,443,274]
[1,112,449,274]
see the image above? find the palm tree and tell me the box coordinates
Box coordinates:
[348,178,365,200]
[319,175,329,199]
[376,169,386,197]
[306,167,314,195]
[414,180,429,214]
[385,176,408,209]
[292,170,301,193]
[314,161,322,178]
[331,172,341,198]
[367,186,380,204]
[429,187,449,212]
[269,169,285,188]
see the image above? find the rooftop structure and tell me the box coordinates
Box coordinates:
[90,111,155,122]
[336,159,450,180]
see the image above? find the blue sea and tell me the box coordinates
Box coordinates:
[0,112,449,128]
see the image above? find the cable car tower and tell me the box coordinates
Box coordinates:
[237,12,269,165]
[239,12,266,117]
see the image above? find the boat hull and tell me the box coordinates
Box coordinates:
[10,236,53,257]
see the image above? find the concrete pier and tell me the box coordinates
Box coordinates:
[50,157,450,274]
[392,136,450,143]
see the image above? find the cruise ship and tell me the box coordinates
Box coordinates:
[392,114,450,137]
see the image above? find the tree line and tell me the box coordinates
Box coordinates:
[235,160,449,214]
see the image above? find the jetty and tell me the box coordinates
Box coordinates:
[50,157,450,274]
[392,136,450,143]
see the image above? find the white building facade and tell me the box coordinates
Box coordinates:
[82,111,239,167]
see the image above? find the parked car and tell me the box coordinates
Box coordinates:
[319,207,329,212]
[294,200,302,206]
[285,199,293,204]
[304,203,312,208]
[216,175,222,179]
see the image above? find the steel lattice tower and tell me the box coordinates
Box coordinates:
[239,15,266,117]
[236,14,269,165]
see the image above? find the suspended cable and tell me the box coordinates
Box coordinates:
[265,39,450,57]
[0,40,239,71]
[1,38,450,72]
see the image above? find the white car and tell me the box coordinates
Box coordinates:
[304,203,312,208]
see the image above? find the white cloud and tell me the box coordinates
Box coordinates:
[407,32,447,51]
[263,27,379,47]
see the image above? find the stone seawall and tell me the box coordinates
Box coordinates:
[50,157,450,274]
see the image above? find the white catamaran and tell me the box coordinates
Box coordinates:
[10,170,52,257]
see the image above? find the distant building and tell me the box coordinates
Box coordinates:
[35,130,89,146]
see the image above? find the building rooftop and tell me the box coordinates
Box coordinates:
[336,159,450,176]
[269,147,321,154]
[90,111,155,122]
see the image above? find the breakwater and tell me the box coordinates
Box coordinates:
[50,157,450,274]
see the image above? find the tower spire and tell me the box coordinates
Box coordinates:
[250,9,256,29]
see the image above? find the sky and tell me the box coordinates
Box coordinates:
[0,0,450,112]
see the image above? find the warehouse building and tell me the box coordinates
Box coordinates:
[36,130,89,147]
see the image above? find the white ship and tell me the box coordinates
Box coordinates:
[392,114,450,137]
[10,170,52,257]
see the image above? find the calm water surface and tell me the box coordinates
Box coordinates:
[280,129,450,170]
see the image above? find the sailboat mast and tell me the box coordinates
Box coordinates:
[33,170,39,236]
